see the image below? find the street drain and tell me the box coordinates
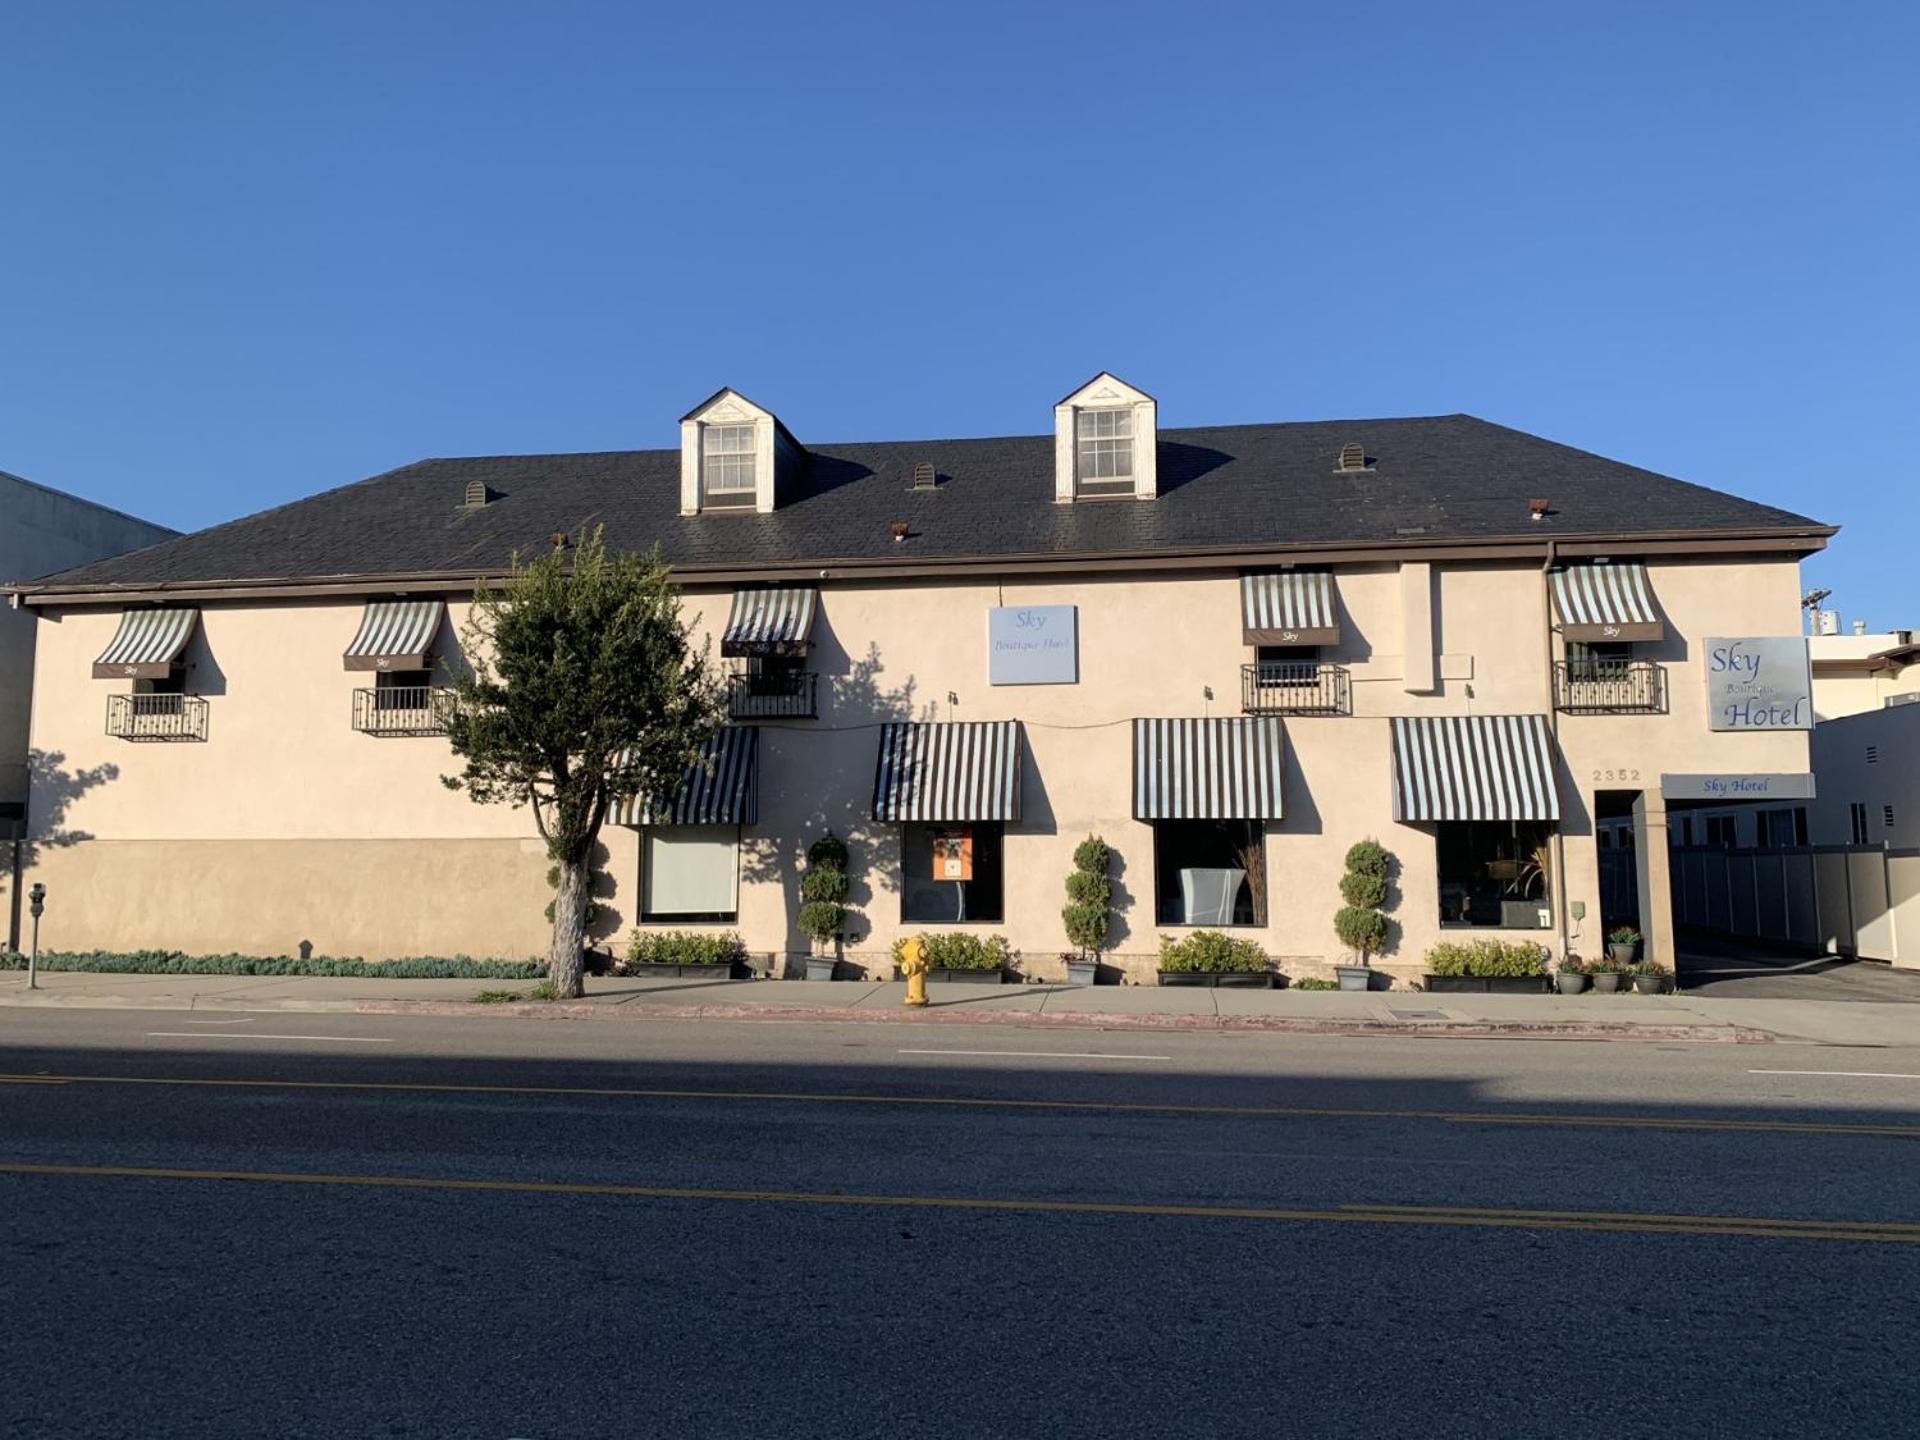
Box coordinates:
[1391,1009,1447,1020]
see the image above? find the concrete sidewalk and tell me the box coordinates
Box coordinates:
[7,968,1916,1045]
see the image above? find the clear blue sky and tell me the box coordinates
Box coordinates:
[5,2,1915,624]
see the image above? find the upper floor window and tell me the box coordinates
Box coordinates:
[702,425,757,503]
[1075,408,1134,494]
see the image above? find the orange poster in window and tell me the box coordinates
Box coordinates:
[932,828,973,882]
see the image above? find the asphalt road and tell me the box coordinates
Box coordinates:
[3,1009,1918,1439]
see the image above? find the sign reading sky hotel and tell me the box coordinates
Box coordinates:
[988,605,1078,685]
[1704,636,1812,732]
[1661,773,1817,801]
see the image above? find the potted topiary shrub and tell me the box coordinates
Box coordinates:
[1061,835,1112,986]
[798,831,851,981]
[1587,954,1628,993]
[625,929,747,979]
[893,932,1013,985]
[1606,926,1642,967]
[1632,960,1669,994]
[1423,938,1550,994]
[1157,930,1273,988]
[1333,839,1392,991]
[1554,954,1590,995]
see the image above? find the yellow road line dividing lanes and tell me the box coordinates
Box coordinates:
[0,1071,1917,1139]
[1,1162,1915,1244]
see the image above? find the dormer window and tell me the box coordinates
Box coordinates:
[1053,372,1157,502]
[701,424,757,506]
[1075,408,1135,495]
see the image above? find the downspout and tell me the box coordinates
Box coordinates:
[1542,540,1571,962]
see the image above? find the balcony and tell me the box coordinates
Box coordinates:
[727,670,818,720]
[1240,662,1351,717]
[352,686,456,736]
[106,693,208,742]
[1554,660,1666,715]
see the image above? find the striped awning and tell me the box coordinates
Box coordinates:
[1549,564,1664,642]
[1241,572,1339,646]
[343,600,445,671]
[872,721,1022,823]
[92,608,198,680]
[1391,715,1561,823]
[610,727,758,827]
[1132,717,1285,820]
[721,587,817,657]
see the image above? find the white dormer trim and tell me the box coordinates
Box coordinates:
[1053,372,1157,503]
[679,388,795,516]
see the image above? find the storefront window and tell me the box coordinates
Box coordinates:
[641,825,740,922]
[901,822,1004,924]
[1153,820,1266,927]
[1436,820,1552,929]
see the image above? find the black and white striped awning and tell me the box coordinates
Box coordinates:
[343,600,445,671]
[871,721,1022,823]
[1549,563,1664,642]
[610,727,758,827]
[1241,572,1339,646]
[92,608,199,680]
[1391,715,1561,823]
[1132,717,1286,820]
[721,587,817,657]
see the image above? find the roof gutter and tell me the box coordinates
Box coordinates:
[4,524,1836,609]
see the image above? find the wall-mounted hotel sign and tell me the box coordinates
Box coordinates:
[1704,637,1812,731]
[1661,773,1817,802]
[988,605,1078,685]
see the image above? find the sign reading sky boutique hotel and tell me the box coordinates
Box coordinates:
[1704,636,1812,732]
[988,605,1078,685]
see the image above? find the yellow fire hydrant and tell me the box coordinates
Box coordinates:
[900,935,930,1008]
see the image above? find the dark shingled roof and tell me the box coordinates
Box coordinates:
[25,414,1828,592]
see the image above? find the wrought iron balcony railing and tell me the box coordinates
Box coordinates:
[106,692,208,742]
[1240,662,1351,717]
[352,686,456,736]
[1553,660,1666,715]
[727,670,817,720]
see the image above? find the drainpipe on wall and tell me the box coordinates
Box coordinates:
[1542,540,1571,962]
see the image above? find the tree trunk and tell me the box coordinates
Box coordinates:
[548,855,589,998]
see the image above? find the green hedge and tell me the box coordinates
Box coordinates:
[0,949,543,979]
[1157,930,1270,974]
[1424,938,1549,978]
[890,933,1012,971]
[624,930,747,967]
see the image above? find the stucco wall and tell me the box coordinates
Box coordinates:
[21,555,1812,975]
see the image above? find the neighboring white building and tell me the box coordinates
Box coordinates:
[1805,699,1920,847]
[1807,626,1920,720]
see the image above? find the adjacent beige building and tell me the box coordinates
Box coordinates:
[7,382,1833,983]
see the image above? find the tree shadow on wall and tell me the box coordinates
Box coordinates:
[10,749,119,949]
[738,637,937,977]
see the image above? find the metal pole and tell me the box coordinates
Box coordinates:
[26,883,44,990]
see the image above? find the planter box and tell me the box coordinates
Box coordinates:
[930,967,1006,985]
[804,957,838,982]
[1157,971,1274,989]
[1064,962,1100,987]
[1424,975,1550,995]
[627,961,739,980]
[1335,965,1371,992]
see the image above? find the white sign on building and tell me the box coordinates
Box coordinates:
[987,605,1078,685]
[1704,636,1812,732]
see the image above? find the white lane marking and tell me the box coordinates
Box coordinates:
[175,1019,258,1026]
[145,1032,395,1044]
[1749,1069,1920,1080]
[898,1048,1170,1061]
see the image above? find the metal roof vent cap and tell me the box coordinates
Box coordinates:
[911,461,937,490]
[1335,442,1369,473]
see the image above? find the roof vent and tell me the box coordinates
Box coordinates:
[1335,442,1369,473]
[462,481,492,508]
[1528,498,1551,521]
[911,461,938,490]
[889,521,911,543]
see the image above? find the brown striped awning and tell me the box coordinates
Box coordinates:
[1549,563,1664,642]
[871,721,1022,823]
[1390,715,1561,823]
[92,608,199,680]
[1241,572,1339,646]
[343,600,445,671]
[721,587,817,657]
[1132,717,1285,820]
[610,726,758,827]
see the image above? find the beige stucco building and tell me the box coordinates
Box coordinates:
[6,381,1834,983]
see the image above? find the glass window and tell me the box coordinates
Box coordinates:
[1850,803,1869,845]
[642,825,739,922]
[134,670,186,696]
[1565,640,1632,679]
[702,424,757,499]
[1436,820,1553,929]
[1255,644,1319,686]
[1153,820,1266,927]
[374,668,432,710]
[1761,807,1808,848]
[901,822,1004,924]
[1705,816,1737,848]
[1075,408,1134,492]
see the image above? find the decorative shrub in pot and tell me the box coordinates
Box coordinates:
[1423,938,1550,994]
[624,929,747,979]
[1606,926,1642,967]
[1587,955,1629,993]
[891,932,1013,985]
[1060,835,1112,986]
[1157,931,1273,988]
[1332,839,1392,990]
[1554,955,1590,995]
[1631,961,1670,994]
[798,831,851,981]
